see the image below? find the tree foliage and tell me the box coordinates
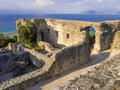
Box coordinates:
[13,35,18,42]
[89,34,95,48]
[0,34,18,48]
[18,20,37,48]
[0,38,16,48]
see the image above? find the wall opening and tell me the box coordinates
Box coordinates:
[56,31,58,37]
[48,29,50,33]
[41,32,45,41]
[66,33,70,38]
[89,27,96,49]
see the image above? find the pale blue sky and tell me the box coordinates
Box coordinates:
[0,0,120,14]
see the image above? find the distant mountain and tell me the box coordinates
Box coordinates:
[79,10,120,15]
[80,10,98,14]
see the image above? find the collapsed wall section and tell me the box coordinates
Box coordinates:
[110,31,120,55]
[0,42,91,90]
[47,42,91,78]
[92,21,120,53]
[9,43,45,68]
[3,19,120,90]
[34,19,93,48]
[59,53,120,90]
[16,19,120,53]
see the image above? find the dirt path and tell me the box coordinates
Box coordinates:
[26,50,110,90]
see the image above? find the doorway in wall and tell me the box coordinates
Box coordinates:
[41,32,45,41]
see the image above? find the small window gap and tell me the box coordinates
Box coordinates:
[66,33,70,38]
[48,29,50,33]
[56,31,58,36]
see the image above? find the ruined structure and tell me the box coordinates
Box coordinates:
[1,19,120,90]
[0,45,38,83]
[58,31,120,90]
[16,19,120,53]
[59,52,120,90]
[110,31,120,55]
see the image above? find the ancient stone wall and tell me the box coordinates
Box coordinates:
[47,42,90,77]
[25,19,92,48]
[110,31,120,55]
[16,19,120,53]
[59,53,120,90]
[10,43,45,68]
[1,19,119,90]
[0,42,90,90]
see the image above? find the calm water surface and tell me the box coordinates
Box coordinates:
[0,14,120,33]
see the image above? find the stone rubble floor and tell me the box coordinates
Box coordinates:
[26,50,110,90]
[0,50,37,82]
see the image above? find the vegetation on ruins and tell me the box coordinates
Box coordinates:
[18,20,37,48]
[89,34,95,48]
[0,34,17,48]
[13,35,18,42]
[34,45,48,54]
[34,45,43,51]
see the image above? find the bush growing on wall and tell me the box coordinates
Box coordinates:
[18,20,37,48]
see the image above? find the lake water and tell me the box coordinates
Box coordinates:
[0,14,120,33]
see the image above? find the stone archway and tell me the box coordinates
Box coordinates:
[81,25,100,54]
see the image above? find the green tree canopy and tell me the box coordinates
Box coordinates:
[18,21,37,48]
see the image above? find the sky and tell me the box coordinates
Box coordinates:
[0,0,120,14]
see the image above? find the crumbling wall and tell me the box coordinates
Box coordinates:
[98,23,115,51]
[2,19,119,90]
[10,43,45,68]
[92,21,120,53]
[100,21,120,51]
[0,42,90,90]
[59,53,120,90]
[110,31,120,55]
[33,19,93,48]
[16,19,120,53]
[0,52,30,82]
[47,42,90,77]
[38,41,55,52]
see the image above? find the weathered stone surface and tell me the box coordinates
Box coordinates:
[59,53,120,90]
[0,41,90,90]
[47,42,91,77]
[16,19,120,53]
[0,52,31,82]
[111,31,120,55]
[38,41,55,52]
[1,19,120,90]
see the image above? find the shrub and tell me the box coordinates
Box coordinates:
[0,39,16,48]
[89,34,95,48]
[18,20,37,48]
[13,35,18,42]
[0,34,5,39]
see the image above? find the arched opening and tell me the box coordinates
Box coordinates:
[89,27,96,49]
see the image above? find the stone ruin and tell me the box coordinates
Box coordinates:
[1,18,120,90]
[58,31,120,90]
[0,44,38,83]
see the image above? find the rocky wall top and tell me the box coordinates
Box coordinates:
[110,31,120,55]
[16,19,120,53]
[59,53,120,90]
